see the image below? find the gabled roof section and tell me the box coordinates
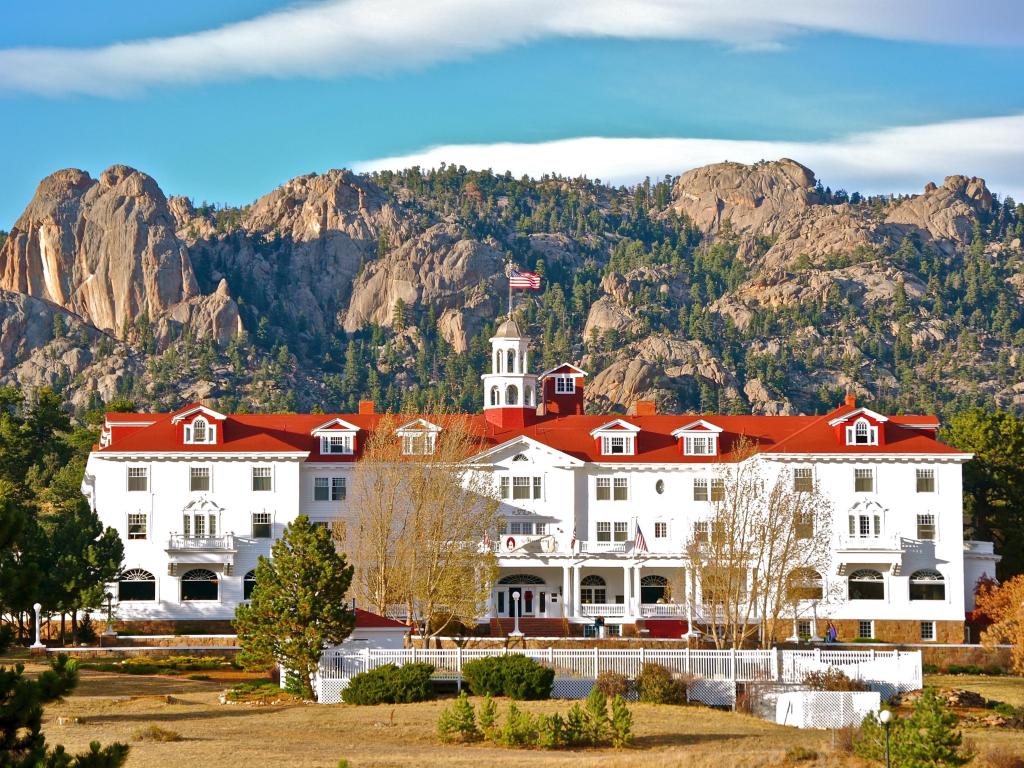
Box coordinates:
[395,418,443,434]
[827,407,889,427]
[539,363,588,379]
[311,417,360,434]
[466,434,585,467]
[671,419,724,436]
[590,419,641,436]
[170,403,227,424]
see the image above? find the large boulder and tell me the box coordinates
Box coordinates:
[885,175,993,247]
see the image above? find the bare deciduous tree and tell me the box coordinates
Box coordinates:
[686,440,834,648]
[339,413,499,646]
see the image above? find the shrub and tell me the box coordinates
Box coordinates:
[535,713,567,749]
[478,695,498,738]
[595,671,629,698]
[342,663,436,705]
[437,692,480,743]
[132,725,181,742]
[785,746,818,762]
[802,669,869,692]
[497,703,536,747]
[982,748,1024,768]
[856,690,972,768]
[636,663,687,704]
[609,695,633,747]
[462,655,553,700]
[923,663,940,674]
[582,688,611,745]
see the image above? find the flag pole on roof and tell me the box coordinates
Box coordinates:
[504,257,515,320]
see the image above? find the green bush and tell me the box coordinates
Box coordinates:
[594,671,630,698]
[462,655,553,700]
[855,690,971,768]
[437,692,480,743]
[341,663,436,705]
[636,662,688,704]
[582,688,611,745]
[609,695,633,747]
[497,703,536,747]
[478,695,498,738]
[132,725,182,742]
[802,669,869,692]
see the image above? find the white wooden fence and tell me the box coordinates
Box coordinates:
[313,646,921,704]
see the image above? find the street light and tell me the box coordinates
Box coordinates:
[509,591,524,637]
[103,592,117,637]
[878,708,892,768]
[30,602,44,649]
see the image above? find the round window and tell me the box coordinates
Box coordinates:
[655,479,665,494]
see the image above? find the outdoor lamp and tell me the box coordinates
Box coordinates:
[878,708,892,768]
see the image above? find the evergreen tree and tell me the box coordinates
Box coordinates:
[235,515,355,700]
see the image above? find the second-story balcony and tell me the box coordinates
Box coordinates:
[166,533,236,567]
[578,540,632,555]
[835,534,902,553]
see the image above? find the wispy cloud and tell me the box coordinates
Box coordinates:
[353,114,1024,201]
[1,0,1021,97]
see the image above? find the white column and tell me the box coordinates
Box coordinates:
[633,564,643,617]
[573,565,582,619]
[561,564,571,619]
[622,564,632,618]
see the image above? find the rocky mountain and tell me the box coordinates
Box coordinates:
[0,158,1021,417]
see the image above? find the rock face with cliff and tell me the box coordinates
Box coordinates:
[0,159,1020,417]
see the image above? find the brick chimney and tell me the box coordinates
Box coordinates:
[633,399,657,416]
[844,393,856,408]
[358,400,375,415]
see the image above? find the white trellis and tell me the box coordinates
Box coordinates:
[312,647,921,704]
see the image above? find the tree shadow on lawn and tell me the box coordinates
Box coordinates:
[632,732,763,750]
[76,671,226,697]
[77,704,300,726]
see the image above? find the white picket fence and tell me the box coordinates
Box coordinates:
[313,646,921,704]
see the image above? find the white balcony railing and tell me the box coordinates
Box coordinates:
[579,602,626,618]
[578,540,631,554]
[640,602,688,617]
[167,533,235,551]
[836,534,901,552]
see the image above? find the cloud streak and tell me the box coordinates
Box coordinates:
[1,0,1022,96]
[352,114,1024,201]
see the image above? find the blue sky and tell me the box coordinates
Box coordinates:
[2,1,1023,226]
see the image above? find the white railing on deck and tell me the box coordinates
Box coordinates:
[578,540,630,553]
[315,647,921,703]
[579,603,626,618]
[167,534,235,550]
[640,603,688,617]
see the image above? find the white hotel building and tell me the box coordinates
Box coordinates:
[83,319,999,642]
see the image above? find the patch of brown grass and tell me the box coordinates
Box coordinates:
[133,724,182,742]
[925,674,1024,708]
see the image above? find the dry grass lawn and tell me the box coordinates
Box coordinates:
[925,673,1024,708]
[6,651,1022,768]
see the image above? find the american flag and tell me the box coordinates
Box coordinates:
[570,524,577,550]
[483,531,492,550]
[635,524,649,553]
[509,270,541,289]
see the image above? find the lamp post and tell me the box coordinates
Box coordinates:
[510,591,524,637]
[879,708,892,768]
[30,602,45,649]
[103,592,117,637]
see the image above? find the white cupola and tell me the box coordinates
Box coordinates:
[481,318,539,429]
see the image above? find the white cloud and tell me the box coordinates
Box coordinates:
[352,114,1024,201]
[0,0,1021,96]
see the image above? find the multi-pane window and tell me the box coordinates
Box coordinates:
[313,477,346,501]
[320,434,354,455]
[127,467,148,492]
[710,478,725,501]
[596,521,611,542]
[794,511,813,540]
[614,522,628,542]
[512,477,531,500]
[401,432,435,455]
[252,512,271,538]
[184,417,216,444]
[693,521,709,544]
[793,467,813,493]
[331,478,346,501]
[654,522,668,538]
[917,513,936,541]
[858,620,874,639]
[916,469,935,493]
[846,419,878,446]
[251,466,272,491]
[854,468,874,493]
[613,477,628,501]
[920,621,936,641]
[693,478,709,501]
[502,476,542,500]
[555,376,575,394]
[127,513,147,540]
[532,477,542,499]
[600,435,634,455]
[683,435,716,455]
[190,466,210,492]
[797,620,812,639]
[596,477,626,501]
[849,513,882,538]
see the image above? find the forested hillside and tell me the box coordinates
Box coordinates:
[0,159,1021,420]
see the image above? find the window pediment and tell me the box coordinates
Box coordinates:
[590,419,640,457]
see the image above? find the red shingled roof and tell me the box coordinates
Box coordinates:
[97,402,960,462]
[354,608,408,630]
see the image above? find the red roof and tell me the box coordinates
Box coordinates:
[354,608,408,630]
[97,402,962,462]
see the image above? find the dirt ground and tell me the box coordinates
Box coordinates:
[9,652,1024,768]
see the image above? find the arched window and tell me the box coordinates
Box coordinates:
[497,574,545,585]
[506,385,519,406]
[909,569,945,601]
[490,386,499,406]
[846,417,878,446]
[640,574,670,604]
[192,417,207,443]
[243,569,257,601]
[495,350,502,373]
[512,453,529,462]
[848,569,884,601]
[580,575,606,605]
[507,349,516,373]
[181,568,219,601]
[118,569,156,601]
[787,568,823,601]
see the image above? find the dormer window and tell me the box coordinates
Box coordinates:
[184,417,216,444]
[320,434,353,455]
[601,435,634,455]
[402,432,436,455]
[591,419,640,457]
[846,418,878,446]
[683,435,716,456]
[554,375,575,394]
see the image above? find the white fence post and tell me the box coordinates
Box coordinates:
[729,648,737,681]
[548,647,554,669]
[594,647,600,679]
[686,646,691,675]
[640,646,646,668]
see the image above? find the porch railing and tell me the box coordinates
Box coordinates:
[579,602,626,618]
[835,534,901,551]
[640,602,688,617]
[578,540,630,554]
[167,533,235,550]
